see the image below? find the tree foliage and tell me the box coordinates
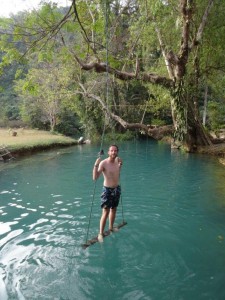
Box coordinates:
[0,0,224,149]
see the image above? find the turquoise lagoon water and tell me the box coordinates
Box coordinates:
[0,140,225,300]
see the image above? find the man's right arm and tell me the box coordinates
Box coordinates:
[92,158,102,180]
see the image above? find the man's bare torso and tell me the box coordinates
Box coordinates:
[99,158,120,188]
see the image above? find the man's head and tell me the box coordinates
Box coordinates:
[108,145,119,158]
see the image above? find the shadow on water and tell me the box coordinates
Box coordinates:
[0,141,225,299]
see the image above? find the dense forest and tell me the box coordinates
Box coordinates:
[0,0,224,151]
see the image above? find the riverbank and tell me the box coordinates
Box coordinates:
[197,143,225,166]
[1,128,225,165]
[0,129,78,159]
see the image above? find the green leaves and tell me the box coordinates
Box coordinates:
[22,81,38,95]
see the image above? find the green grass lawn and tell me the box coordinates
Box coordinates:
[0,129,77,153]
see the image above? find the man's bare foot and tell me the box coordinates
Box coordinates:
[109,227,119,233]
[98,233,104,243]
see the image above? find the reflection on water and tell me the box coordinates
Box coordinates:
[0,141,225,300]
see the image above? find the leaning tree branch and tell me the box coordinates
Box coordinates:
[192,0,214,47]
[78,83,173,139]
[72,0,90,45]
[74,55,173,89]
[154,21,175,79]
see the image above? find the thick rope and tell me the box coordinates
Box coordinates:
[100,0,110,152]
[118,179,125,223]
[84,0,110,243]
[85,180,97,244]
[84,1,127,244]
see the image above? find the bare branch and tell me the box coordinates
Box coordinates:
[154,22,175,79]
[72,55,173,88]
[194,0,214,45]
[76,84,173,139]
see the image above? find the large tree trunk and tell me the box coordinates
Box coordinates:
[155,0,214,151]
[171,80,212,151]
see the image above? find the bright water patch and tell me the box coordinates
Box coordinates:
[0,141,225,299]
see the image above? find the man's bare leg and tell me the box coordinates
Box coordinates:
[98,208,109,242]
[109,207,118,232]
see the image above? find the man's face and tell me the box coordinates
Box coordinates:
[108,146,118,158]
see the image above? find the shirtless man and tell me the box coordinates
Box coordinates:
[93,145,122,242]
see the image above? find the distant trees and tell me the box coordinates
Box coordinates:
[14,59,73,131]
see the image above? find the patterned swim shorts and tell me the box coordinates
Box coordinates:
[100,185,121,209]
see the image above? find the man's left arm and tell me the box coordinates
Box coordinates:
[116,157,123,168]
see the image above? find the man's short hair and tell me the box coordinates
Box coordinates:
[109,144,119,151]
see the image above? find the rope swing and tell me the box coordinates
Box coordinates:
[82,1,127,249]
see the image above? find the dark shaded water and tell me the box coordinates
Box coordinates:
[0,140,225,300]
